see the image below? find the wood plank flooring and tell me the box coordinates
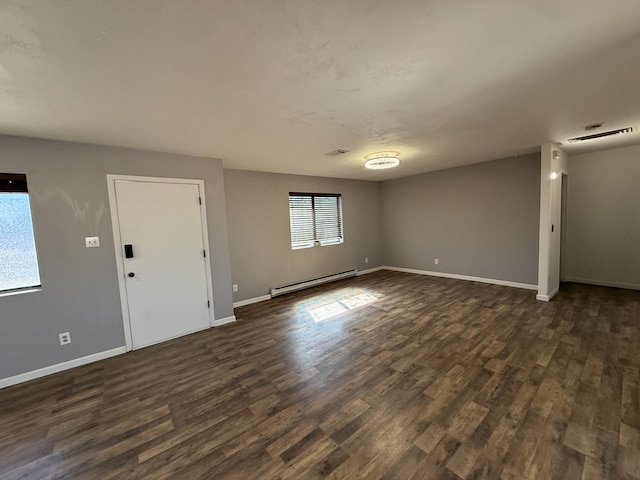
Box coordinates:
[1,271,639,479]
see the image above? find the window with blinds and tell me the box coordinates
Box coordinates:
[0,173,42,293]
[289,193,343,249]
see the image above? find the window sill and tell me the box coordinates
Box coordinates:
[0,287,42,298]
[291,241,344,250]
[319,241,344,247]
[292,244,314,250]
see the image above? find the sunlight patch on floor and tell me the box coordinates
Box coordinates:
[307,292,377,322]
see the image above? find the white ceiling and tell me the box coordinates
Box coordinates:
[1,1,639,180]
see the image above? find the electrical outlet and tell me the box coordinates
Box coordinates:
[85,236,100,248]
[232,284,238,292]
[434,258,439,265]
[59,332,71,345]
[365,257,369,264]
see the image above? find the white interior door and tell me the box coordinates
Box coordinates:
[114,179,211,349]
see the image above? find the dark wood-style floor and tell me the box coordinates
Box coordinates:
[1,271,639,479]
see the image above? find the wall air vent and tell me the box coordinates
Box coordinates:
[325,149,349,156]
[567,127,633,144]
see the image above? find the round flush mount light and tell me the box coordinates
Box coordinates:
[364,151,401,169]
[364,157,400,169]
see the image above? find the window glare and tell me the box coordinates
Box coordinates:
[0,193,41,291]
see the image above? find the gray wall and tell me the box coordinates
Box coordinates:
[224,169,382,302]
[381,154,540,285]
[564,144,640,289]
[0,135,233,379]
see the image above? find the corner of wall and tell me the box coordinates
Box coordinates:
[537,143,568,301]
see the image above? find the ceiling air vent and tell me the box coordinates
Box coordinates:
[325,149,349,156]
[568,127,633,144]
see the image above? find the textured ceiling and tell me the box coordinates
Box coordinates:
[1,0,639,180]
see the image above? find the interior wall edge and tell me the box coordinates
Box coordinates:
[384,266,538,291]
[562,277,640,291]
[0,346,127,390]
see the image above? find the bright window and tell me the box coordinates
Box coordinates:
[0,173,41,293]
[289,193,343,249]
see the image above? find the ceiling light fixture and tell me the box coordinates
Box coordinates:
[364,157,400,169]
[364,151,401,170]
[568,126,633,143]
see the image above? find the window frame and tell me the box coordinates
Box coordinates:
[288,192,344,250]
[0,173,42,295]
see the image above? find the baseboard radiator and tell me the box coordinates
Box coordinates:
[270,269,357,298]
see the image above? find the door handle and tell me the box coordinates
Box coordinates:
[128,272,135,278]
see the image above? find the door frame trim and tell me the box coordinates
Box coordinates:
[106,174,216,351]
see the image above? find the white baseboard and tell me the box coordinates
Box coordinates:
[0,346,127,390]
[233,268,385,308]
[563,277,640,291]
[356,266,385,276]
[213,315,236,326]
[536,286,559,302]
[233,295,271,308]
[383,266,538,291]
[231,266,537,310]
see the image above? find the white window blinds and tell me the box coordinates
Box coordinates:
[289,193,343,249]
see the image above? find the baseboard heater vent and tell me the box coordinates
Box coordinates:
[270,269,357,298]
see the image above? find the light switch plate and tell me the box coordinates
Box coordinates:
[85,236,100,248]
